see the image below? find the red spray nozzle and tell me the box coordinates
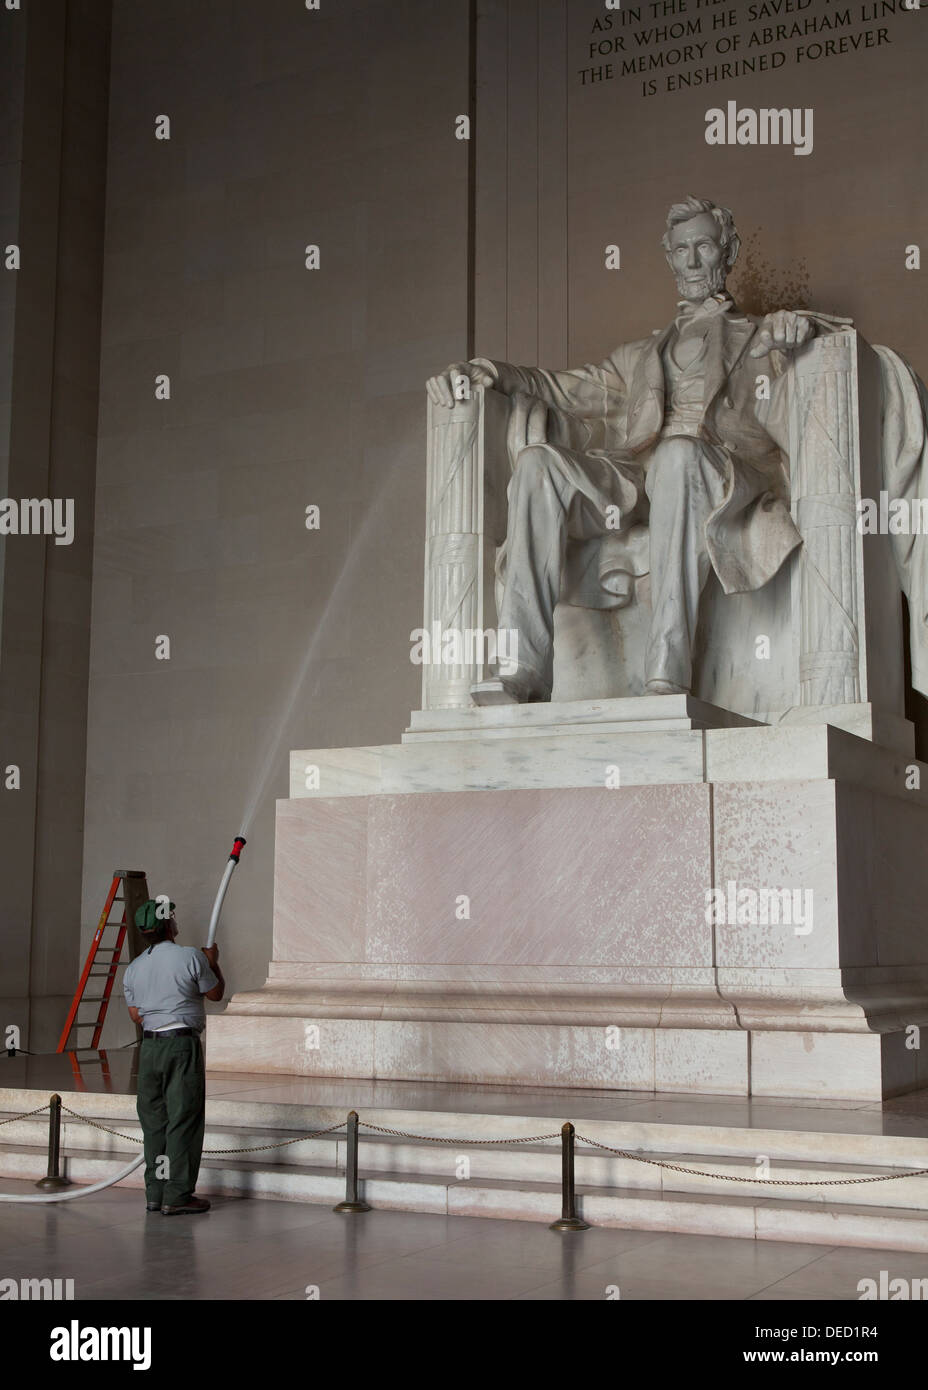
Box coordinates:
[229,836,247,863]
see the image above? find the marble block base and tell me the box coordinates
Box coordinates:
[209,723,928,1101]
[289,721,927,800]
[404,693,760,740]
[206,1010,928,1101]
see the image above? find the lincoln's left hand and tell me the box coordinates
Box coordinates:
[749,310,816,358]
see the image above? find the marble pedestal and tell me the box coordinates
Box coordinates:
[207,700,928,1102]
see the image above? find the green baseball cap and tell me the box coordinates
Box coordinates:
[134,898,175,932]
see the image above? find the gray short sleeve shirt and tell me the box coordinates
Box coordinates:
[123,941,219,1033]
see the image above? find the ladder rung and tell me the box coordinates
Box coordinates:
[57,872,145,1054]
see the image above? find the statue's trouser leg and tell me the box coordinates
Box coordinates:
[644,436,729,691]
[498,444,608,697]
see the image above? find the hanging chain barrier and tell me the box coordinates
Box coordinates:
[357,1118,928,1186]
[359,1119,562,1146]
[0,1103,54,1127]
[572,1133,928,1187]
[2,1099,928,1215]
[58,1103,346,1155]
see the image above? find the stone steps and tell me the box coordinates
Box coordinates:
[3,1096,928,1248]
[4,1085,928,1166]
[3,1137,928,1250]
[3,1112,926,1210]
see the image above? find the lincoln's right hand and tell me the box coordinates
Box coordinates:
[426,361,495,407]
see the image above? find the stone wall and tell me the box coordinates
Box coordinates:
[82,0,473,1039]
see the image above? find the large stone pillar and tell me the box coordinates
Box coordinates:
[0,0,112,1051]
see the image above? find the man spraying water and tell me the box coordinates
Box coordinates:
[123,899,225,1215]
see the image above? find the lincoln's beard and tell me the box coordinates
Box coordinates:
[674,259,728,303]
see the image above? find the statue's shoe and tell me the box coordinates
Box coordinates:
[646,679,689,695]
[470,675,548,705]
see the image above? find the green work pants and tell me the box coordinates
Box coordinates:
[135,1033,205,1207]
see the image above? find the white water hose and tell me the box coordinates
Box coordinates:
[206,836,247,947]
[0,1152,145,1203]
[0,835,248,1202]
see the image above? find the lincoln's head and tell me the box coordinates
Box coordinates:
[661,196,740,304]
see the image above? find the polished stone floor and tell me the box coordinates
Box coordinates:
[4,1052,928,1300]
[2,1178,928,1300]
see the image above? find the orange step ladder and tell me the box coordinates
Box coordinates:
[57,871,149,1052]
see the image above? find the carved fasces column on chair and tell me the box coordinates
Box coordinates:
[422,386,510,710]
[788,329,901,715]
[789,332,862,706]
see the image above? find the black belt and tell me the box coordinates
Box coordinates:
[142,1028,198,1039]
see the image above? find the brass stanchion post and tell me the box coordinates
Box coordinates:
[549,1122,589,1231]
[35,1094,72,1191]
[334,1110,371,1213]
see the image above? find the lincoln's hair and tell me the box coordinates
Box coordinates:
[661,196,741,269]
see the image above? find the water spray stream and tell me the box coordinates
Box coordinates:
[1,475,400,1203]
[237,473,399,836]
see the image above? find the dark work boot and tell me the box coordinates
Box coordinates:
[162,1194,211,1216]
